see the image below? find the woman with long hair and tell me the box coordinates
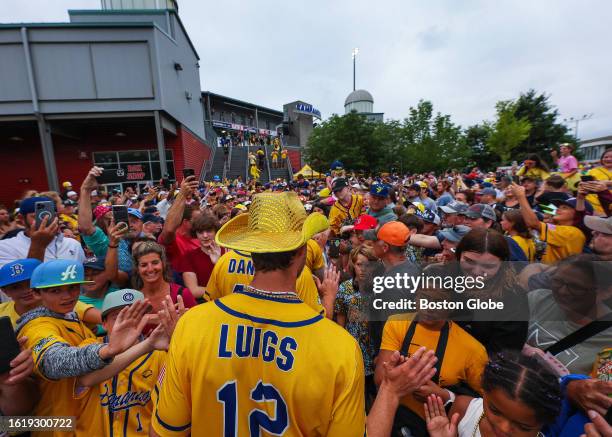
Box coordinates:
[501,209,535,262]
[516,153,550,182]
[335,243,381,408]
[132,241,197,313]
[452,228,529,353]
[585,148,612,215]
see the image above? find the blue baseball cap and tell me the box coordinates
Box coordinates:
[0,259,42,288]
[330,160,344,171]
[477,188,497,197]
[84,255,106,271]
[440,200,468,214]
[213,175,221,181]
[18,196,53,215]
[439,225,471,243]
[370,183,390,198]
[128,208,143,220]
[551,197,594,214]
[30,259,94,289]
[416,208,441,226]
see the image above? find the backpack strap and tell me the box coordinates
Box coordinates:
[545,314,612,356]
[399,319,450,384]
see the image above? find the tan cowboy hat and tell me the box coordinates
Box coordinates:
[215,192,329,253]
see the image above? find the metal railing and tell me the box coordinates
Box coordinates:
[224,143,231,181]
[264,144,272,183]
[282,136,294,181]
[245,146,250,182]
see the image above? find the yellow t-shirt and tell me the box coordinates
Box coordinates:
[271,151,279,160]
[0,300,93,328]
[76,340,167,437]
[306,239,325,272]
[206,250,324,314]
[380,319,487,419]
[17,314,102,437]
[517,166,550,181]
[539,222,586,265]
[511,235,536,262]
[328,195,364,236]
[586,166,612,215]
[151,290,365,437]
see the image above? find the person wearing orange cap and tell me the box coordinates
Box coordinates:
[369,221,421,351]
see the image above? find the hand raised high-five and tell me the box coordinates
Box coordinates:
[100,299,150,360]
[424,394,460,437]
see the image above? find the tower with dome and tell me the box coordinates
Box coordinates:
[344,50,384,122]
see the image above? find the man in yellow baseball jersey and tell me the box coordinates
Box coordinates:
[152,192,366,436]
[205,248,325,315]
[17,260,150,437]
[74,289,170,437]
[328,178,364,236]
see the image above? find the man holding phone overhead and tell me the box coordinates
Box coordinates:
[0,196,85,268]
[78,167,143,283]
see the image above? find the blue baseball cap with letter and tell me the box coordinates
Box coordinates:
[30,259,93,289]
[0,258,42,288]
[369,183,390,198]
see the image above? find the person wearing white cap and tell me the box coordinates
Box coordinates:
[75,289,182,437]
[585,215,612,260]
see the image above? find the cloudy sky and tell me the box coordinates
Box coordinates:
[3,0,610,139]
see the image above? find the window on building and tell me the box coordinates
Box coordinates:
[92,149,176,190]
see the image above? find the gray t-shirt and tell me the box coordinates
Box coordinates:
[527,288,612,375]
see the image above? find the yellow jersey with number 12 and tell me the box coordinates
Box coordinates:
[152,288,365,436]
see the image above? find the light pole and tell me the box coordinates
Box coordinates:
[352,48,359,91]
[563,113,593,140]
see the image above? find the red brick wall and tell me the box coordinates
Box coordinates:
[54,125,158,191]
[0,121,211,205]
[0,131,48,206]
[180,126,211,179]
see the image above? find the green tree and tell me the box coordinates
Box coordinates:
[400,100,470,173]
[305,111,389,173]
[511,89,576,162]
[487,101,531,163]
[465,124,498,170]
[305,101,470,174]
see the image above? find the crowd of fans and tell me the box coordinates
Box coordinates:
[0,144,610,437]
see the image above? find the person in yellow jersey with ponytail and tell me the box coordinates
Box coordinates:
[151,192,366,436]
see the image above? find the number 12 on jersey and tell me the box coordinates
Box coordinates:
[217,380,289,436]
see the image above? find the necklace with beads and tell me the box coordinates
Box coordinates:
[243,285,301,302]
